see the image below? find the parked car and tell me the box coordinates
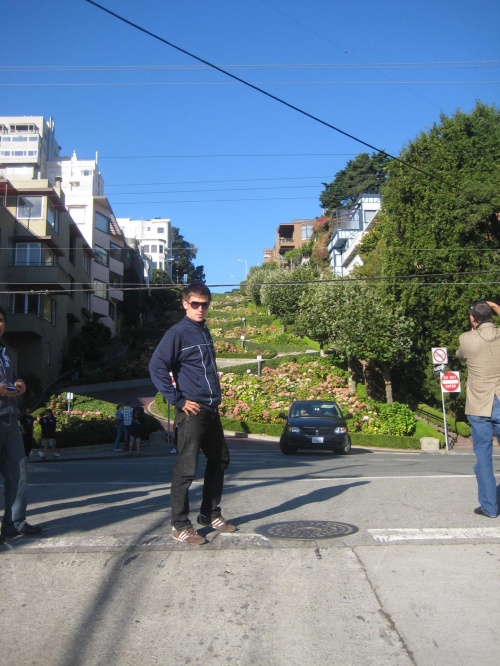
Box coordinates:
[278,400,352,455]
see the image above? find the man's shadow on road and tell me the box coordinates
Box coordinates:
[207,480,370,530]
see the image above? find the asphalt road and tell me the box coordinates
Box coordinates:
[2,441,500,666]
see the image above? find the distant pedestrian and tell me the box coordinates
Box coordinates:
[122,401,133,450]
[456,299,500,518]
[113,403,124,451]
[19,406,35,459]
[129,407,145,456]
[38,409,59,459]
[149,282,234,545]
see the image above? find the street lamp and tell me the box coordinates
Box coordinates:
[236,259,248,280]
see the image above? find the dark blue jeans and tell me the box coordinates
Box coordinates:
[171,408,230,530]
[467,395,500,517]
[0,418,28,531]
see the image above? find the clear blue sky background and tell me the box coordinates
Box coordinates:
[3,0,499,291]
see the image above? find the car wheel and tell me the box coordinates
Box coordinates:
[280,436,298,455]
[336,435,351,455]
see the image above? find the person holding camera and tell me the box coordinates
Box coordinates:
[0,307,41,542]
[456,300,500,518]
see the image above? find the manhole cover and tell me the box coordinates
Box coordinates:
[255,520,358,540]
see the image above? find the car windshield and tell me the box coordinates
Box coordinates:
[290,402,342,418]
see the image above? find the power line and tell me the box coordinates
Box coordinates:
[106,175,332,187]
[2,80,496,87]
[1,61,498,72]
[82,0,479,201]
[100,152,356,159]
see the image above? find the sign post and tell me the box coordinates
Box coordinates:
[66,392,74,414]
[440,371,461,451]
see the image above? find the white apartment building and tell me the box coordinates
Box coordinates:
[0,115,126,336]
[46,151,125,335]
[0,115,60,181]
[117,217,173,279]
[327,194,381,276]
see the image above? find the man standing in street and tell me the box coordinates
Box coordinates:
[456,299,500,518]
[149,283,234,544]
[0,307,42,543]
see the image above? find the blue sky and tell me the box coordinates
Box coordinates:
[3,0,499,291]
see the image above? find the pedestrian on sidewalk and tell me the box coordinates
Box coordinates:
[38,409,59,459]
[456,299,500,518]
[149,282,235,545]
[122,401,133,451]
[0,306,41,541]
[19,406,35,459]
[129,406,145,456]
[113,403,124,451]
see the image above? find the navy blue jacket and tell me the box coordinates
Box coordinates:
[0,341,20,421]
[149,316,222,411]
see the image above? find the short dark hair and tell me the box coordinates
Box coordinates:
[182,282,211,303]
[469,299,493,325]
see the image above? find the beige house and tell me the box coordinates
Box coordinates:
[0,177,93,392]
[264,218,315,264]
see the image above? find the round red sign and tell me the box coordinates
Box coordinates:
[441,371,460,393]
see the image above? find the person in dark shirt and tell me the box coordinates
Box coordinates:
[38,409,59,459]
[149,283,235,545]
[19,406,35,459]
[0,306,41,541]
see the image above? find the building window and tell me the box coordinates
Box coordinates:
[159,245,164,254]
[17,195,43,219]
[69,235,76,265]
[95,211,110,234]
[82,291,91,310]
[109,301,115,320]
[42,295,57,326]
[46,343,51,366]
[83,253,90,275]
[301,224,313,241]
[47,202,59,232]
[157,227,164,233]
[14,242,42,266]
[151,245,158,253]
[82,169,93,177]
[10,293,39,315]
[142,244,149,253]
[94,245,109,267]
[94,279,107,300]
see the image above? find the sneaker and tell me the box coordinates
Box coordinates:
[197,514,236,532]
[54,452,60,458]
[37,451,45,459]
[171,527,206,545]
[170,448,177,454]
[2,522,42,538]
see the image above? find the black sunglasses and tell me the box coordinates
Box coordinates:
[189,301,210,309]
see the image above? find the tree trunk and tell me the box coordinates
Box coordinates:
[319,341,325,357]
[347,357,357,395]
[360,360,380,400]
[377,361,393,404]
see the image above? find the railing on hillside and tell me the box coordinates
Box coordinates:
[30,343,130,411]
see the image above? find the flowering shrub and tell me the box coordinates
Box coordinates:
[219,360,375,427]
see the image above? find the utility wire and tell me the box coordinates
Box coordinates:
[82,0,479,201]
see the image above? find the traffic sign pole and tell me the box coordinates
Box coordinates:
[441,391,449,452]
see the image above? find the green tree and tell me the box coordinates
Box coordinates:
[319,151,390,215]
[295,279,414,402]
[260,265,320,325]
[243,262,279,305]
[379,101,500,400]
[150,269,182,316]
[171,226,205,284]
